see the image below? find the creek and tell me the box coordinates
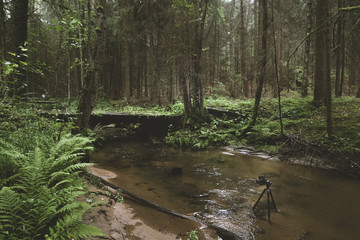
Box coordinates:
[90,138,360,240]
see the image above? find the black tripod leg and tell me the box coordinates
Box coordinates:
[253,188,266,210]
[269,190,278,212]
[267,190,271,222]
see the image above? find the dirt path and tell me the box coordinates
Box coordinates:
[83,166,219,240]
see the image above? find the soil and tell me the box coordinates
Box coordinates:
[83,167,219,240]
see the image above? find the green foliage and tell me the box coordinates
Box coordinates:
[166,116,243,149]
[1,46,50,98]
[50,11,87,50]
[178,229,199,240]
[166,96,360,166]
[0,110,105,239]
[172,0,195,14]
[187,229,199,240]
[93,98,184,116]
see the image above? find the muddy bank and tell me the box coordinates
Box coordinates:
[226,144,340,171]
[83,167,219,240]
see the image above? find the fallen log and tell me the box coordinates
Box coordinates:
[86,173,243,240]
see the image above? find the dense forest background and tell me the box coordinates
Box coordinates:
[1,0,360,133]
[1,0,360,101]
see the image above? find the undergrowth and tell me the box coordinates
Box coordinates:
[167,96,360,171]
[0,102,105,239]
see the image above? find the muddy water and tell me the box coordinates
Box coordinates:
[90,139,360,240]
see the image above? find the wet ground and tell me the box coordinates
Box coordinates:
[90,139,360,240]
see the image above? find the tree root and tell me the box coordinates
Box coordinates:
[283,133,360,174]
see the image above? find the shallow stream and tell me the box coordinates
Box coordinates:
[90,138,360,240]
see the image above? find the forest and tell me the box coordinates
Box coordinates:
[1,0,360,239]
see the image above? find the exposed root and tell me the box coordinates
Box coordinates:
[283,133,360,174]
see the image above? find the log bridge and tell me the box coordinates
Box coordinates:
[50,111,183,135]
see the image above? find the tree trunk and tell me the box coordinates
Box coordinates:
[335,0,345,98]
[12,0,29,95]
[349,64,356,95]
[313,0,333,134]
[339,24,345,97]
[357,71,360,98]
[302,0,312,97]
[252,0,259,98]
[248,0,268,129]
[0,0,5,97]
[76,0,107,132]
[324,2,333,135]
[313,0,327,104]
[271,0,283,135]
[124,40,131,99]
[240,0,248,98]
[229,0,235,97]
[190,0,208,121]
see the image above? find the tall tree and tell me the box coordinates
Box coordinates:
[12,0,29,95]
[246,0,268,130]
[0,0,4,57]
[314,0,332,134]
[302,0,312,97]
[179,0,209,121]
[239,0,248,98]
[313,0,328,104]
[271,0,283,135]
[76,0,107,132]
[334,0,345,98]
[0,0,5,96]
[324,1,333,135]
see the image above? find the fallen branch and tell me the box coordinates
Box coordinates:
[85,173,243,240]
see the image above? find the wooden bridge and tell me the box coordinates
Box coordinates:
[52,111,183,135]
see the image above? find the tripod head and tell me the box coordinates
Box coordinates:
[256,175,272,189]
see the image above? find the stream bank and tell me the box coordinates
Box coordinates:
[85,136,360,240]
[83,167,219,240]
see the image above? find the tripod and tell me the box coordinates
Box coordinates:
[253,180,278,222]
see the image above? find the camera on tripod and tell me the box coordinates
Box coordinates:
[256,175,272,188]
[253,175,278,222]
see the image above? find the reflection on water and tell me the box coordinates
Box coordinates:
[90,139,360,240]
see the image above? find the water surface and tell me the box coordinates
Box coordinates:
[90,139,360,239]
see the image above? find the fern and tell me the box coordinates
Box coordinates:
[64,162,94,173]
[0,118,105,240]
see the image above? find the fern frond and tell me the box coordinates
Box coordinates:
[72,224,106,239]
[48,171,70,186]
[53,179,72,189]
[0,187,29,237]
[57,201,89,214]
[0,173,21,187]
[0,140,27,179]
[0,123,100,239]
[50,152,85,169]
[48,214,105,240]
[50,134,93,156]
[64,162,93,173]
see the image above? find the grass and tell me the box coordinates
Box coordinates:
[16,98,185,116]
